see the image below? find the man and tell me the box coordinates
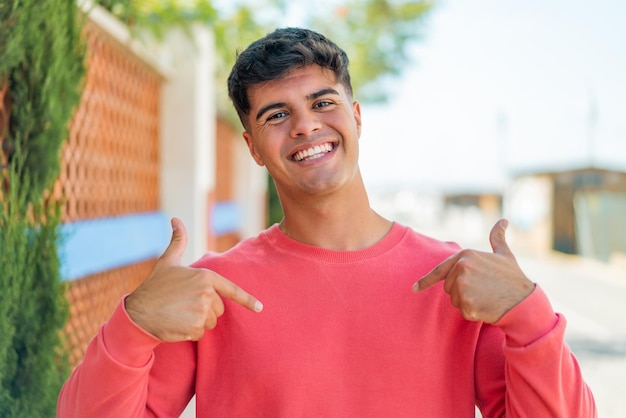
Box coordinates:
[58,27,596,417]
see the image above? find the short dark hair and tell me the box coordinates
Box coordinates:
[227,27,353,127]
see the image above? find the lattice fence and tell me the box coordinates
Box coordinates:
[57,18,164,367]
[53,21,162,222]
[64,259,155,367]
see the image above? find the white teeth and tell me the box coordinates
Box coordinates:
[293,143,333,161]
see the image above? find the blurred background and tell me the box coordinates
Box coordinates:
[362,0,626,263]
[364,2,626,416]
[1,0,624,416]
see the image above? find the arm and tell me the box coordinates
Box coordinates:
[58,218,262,417]
[415,219,596,417]
[57,301,196,418]
[498,287,595,417]
[474,287,596,417]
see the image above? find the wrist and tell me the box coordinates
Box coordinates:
[494,285,558,347]
[103,297,162,366]
[124,293,159,339]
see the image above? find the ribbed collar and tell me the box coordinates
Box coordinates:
[259,222,408,264]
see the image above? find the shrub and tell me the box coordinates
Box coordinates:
[0,153,69,417]
[0,0,85,416]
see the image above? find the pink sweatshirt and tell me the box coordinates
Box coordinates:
[58,223,596,417]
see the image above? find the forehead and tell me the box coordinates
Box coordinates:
[247,65,342,108]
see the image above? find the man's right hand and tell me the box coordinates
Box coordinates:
[125,217,263,342]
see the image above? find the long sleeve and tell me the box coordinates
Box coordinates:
[486,286,596,417]
[57,299,196,418]
[57,225,597,417]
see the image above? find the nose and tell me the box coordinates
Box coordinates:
[289,109,321,139]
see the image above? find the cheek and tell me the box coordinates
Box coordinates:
[254,138,286,168]
[327,112,359,137]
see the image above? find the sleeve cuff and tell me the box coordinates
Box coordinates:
[100,296,163,367]
[494,285,559,347]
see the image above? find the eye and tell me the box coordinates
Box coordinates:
[314,100,333,109]
[266,111,289,122]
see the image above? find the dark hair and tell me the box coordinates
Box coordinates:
[227,27,353,126]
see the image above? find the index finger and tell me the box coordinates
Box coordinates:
[412,253,458,292]
[213,275,264,312]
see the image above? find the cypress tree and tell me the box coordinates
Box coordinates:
[0,0,85,415]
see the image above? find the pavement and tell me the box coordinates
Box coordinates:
[518,252,626,418]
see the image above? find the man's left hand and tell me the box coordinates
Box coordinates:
[413,219,535,324]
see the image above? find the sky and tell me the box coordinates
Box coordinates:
[358,0,626,192]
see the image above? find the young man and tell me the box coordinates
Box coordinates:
[58,28,596,417]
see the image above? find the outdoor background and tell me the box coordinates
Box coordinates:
[362,2,626,417]
[1,0,624,417]
[361,0,626,192]
[191,0,626,416]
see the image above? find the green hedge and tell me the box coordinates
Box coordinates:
[0,154,69,417]
[0,0,86,201]
[0,0,86,416]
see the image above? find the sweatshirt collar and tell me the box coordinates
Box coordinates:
[260,222,407,263]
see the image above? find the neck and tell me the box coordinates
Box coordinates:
[278,182,392,250]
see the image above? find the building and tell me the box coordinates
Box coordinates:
[507,165,626,262]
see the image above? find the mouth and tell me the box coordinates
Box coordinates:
[291,142,336,162]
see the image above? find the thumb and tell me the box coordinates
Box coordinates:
[159,217,188,266]
[489,218,513,256]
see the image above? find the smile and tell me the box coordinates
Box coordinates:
[292,142,335,162]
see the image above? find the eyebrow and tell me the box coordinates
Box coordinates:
[254,88,341,122]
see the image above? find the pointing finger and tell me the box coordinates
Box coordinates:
[213,274,264,313]
[489,218,513,256]
[412,253,458,292]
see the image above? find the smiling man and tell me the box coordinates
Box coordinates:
[58,28,596,417]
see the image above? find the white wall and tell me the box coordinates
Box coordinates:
[160,26,215,265]
[82,2,217,266]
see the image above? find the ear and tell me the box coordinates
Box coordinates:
[242,131,265,167]
[352,100,362,138]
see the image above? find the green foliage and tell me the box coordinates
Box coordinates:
[267,178,284,227]
[98,0,219,40]
[0,0,86,201]
[307,0,434,102]
[213,0,434,123]
[1,0,84,415]
[98,0,433,119]
[0,151,69,418]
